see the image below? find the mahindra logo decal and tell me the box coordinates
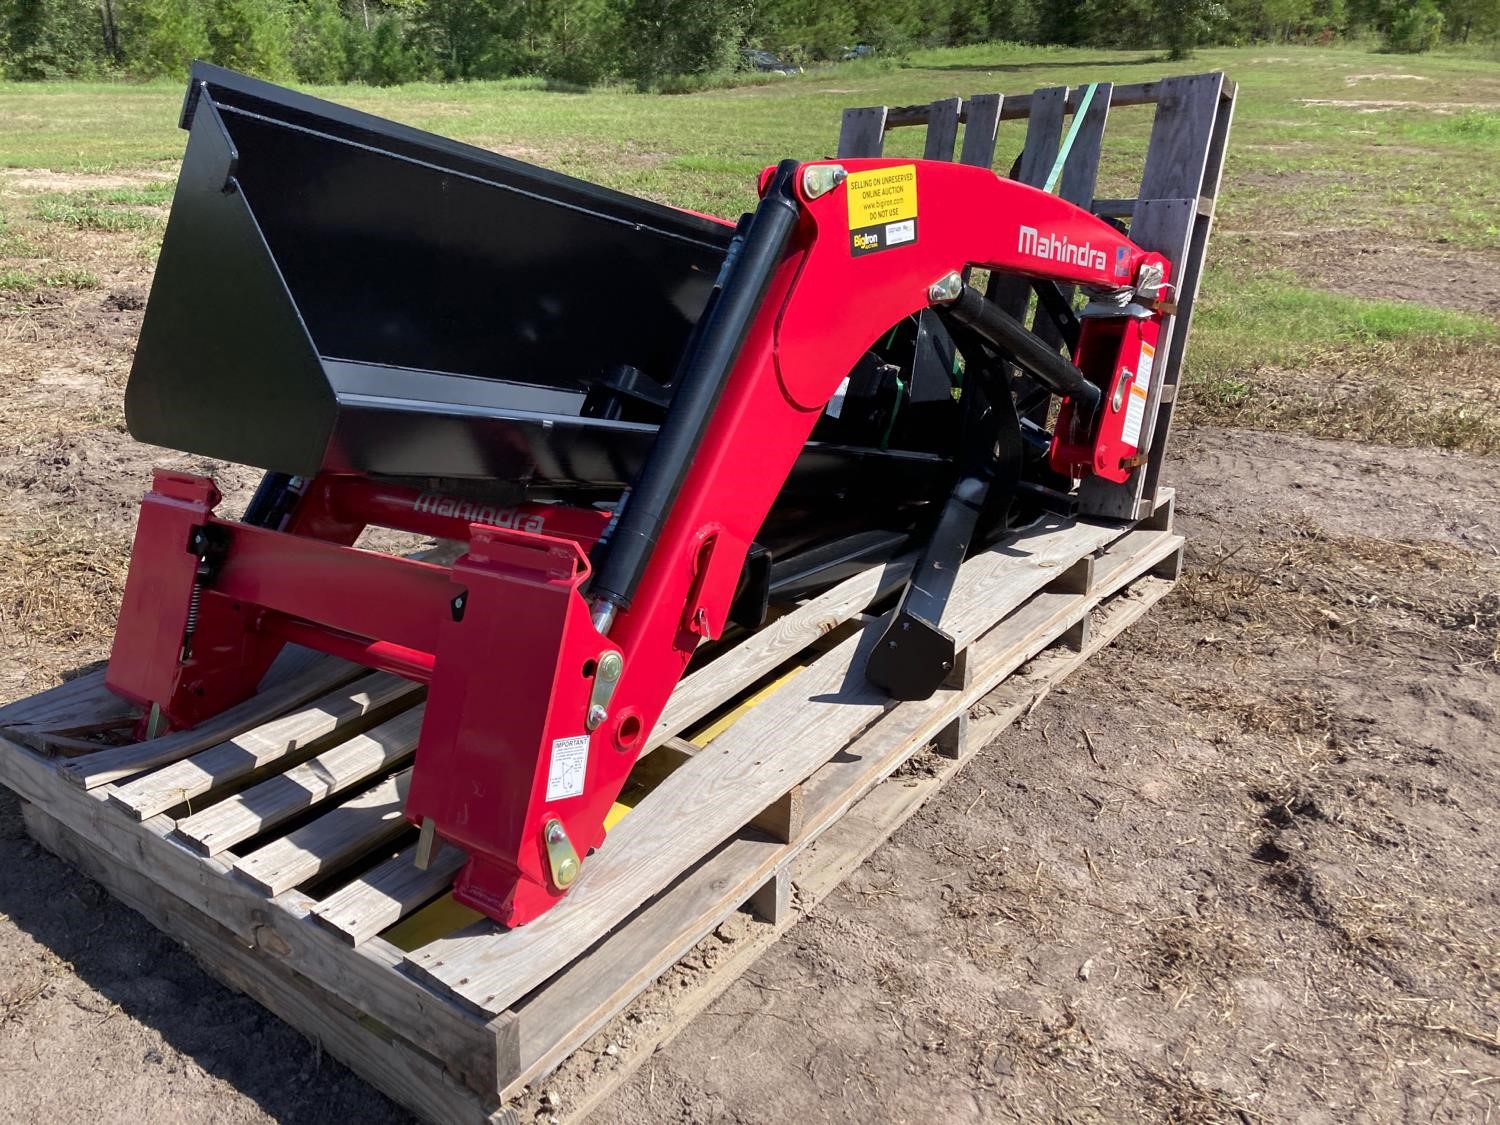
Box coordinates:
[413,492,545,533]
[1018,224,1108,273]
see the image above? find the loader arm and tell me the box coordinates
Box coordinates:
[401,158,1170,923]
[103,69,1172,928]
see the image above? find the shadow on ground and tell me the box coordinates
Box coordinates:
[0,785,414,1124]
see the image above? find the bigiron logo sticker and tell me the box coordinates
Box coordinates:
[846,164,918,257]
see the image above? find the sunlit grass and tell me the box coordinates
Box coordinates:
[2,42,1496,453]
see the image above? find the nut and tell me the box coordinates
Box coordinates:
[802,164,848,199]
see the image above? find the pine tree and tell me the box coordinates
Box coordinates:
[206,0,294,77]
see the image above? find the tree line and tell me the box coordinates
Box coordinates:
[2,0,1496,87]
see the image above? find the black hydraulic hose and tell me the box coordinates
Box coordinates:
[943,285,1101,421]
[588,160,802,614]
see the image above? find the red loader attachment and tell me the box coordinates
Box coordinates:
[108,66,1175,926]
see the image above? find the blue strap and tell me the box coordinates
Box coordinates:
[1043,83,1099,195]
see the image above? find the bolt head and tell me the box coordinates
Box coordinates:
[597,651,623,683]
[587,704,608,729]
[556,857,579,886]
[927,271,963,304]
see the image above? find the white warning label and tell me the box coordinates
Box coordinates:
[1136,342,1155,394]
[1120,343,1156,451]
[1121,381,1149,449]
[545,734,590,800]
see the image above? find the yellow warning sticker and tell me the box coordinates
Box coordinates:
[846,164,919,256]
[847,164,918,228]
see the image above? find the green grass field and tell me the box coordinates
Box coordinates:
[2,43,1498,450]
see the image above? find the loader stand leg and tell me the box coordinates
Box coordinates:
[866,363,1019,701]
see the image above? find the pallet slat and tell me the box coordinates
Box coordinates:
[989,84,1068,319]
[107,671,422,821]
[650,550,914,749]
[175,707,423,856]
[0,645,332,751]
[312,841,469,946]
[958,92,1004,168]
[922,96,963,160]
[0,671,134,744]
[1034,81,1112,352]
[232,769,414,895]
[58,655,366,789]
[836,105,887,158]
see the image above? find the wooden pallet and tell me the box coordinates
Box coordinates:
[0,75,1232,1122]
[0,494,1180,1123]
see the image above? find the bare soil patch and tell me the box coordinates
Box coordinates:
[1299,98,1500,112]
[1258,228,1500,318]
[584,427,1500,1123]
[0,168,176,193]
[1344,73,1430,85]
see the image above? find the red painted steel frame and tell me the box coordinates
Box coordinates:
[107,159,1168,926]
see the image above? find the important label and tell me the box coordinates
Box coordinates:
[846,164,918,257]
[1120,342,1155,450]
[545,734,590,801]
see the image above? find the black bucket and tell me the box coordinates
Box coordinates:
[128,64,739,487]
[127,65,959,565]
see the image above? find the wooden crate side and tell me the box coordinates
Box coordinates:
[0,737,516,1096]
[1079,73,1234,520]
[19,802,515,1125]
[858,74,1233,526]
[1135,81,1237,508]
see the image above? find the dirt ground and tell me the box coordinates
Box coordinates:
[2,423,1496,1124]
[1,179,1498,1121]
